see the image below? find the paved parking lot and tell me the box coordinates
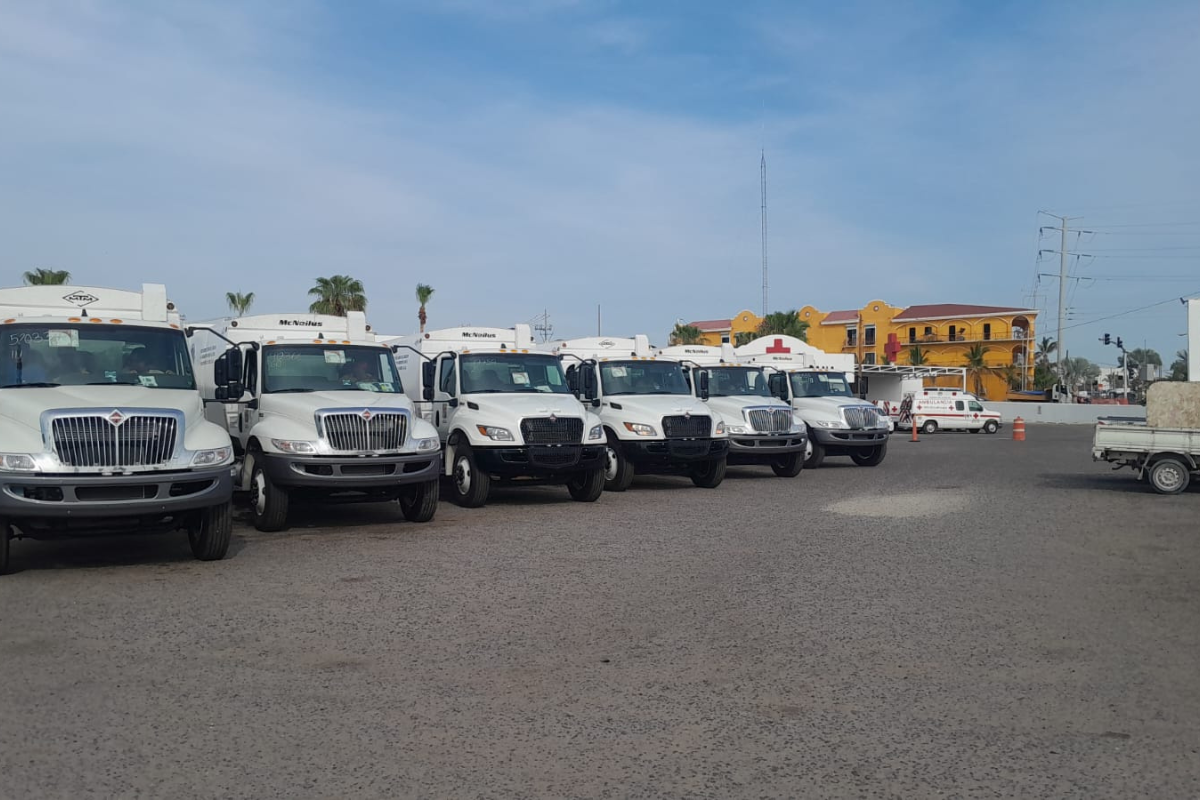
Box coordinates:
[2,425,1198,798]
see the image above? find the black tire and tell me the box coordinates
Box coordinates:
[921,420,938,435]
[771,452,804,477]
[0,519,11,576]
[604,433,635,492]
[250,456,290,532]
[400,479,439,522]
[1148,458,1191,495]
[850,442,888,467]
[450,441,491,508]
[189,502,233,561]
[804,438,826,469]
[983,420,999,435]
[691,456,727,488]
[567,466,605,502]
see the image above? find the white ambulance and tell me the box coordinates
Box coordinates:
[909,388,1003,434]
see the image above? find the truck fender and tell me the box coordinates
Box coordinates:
[239,444,260,492]
[443,430,464,477]
[1140,450,1198,477]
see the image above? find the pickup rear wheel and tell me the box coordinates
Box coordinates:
[1148,457,1191,495]
[400,479,439,522]
[567,466,605,502]
[250,459,290,532]
[0,519,11,575]
[189,501,233,561]
[604,433,635,492]
[450,442,491,508]
[691,456,727,488]
[771,452,804,477]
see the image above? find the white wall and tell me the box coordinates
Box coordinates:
[987,402,1146,424]
[1189,298,1199,381]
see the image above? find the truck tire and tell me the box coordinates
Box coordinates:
[1148,457,1191,495]
[400,479,439,522]
[567,466,605,502]
[450,442,491,508]
[189,501,233,561]
[771,452,804,477]
[850,442,887,467]
[921,420,939,434]
[604,433,635,492]
[250,460,290,532]
[804,439,825,469]
[0,519,11,575]
[983,420,999,434]
[691,456,727,488]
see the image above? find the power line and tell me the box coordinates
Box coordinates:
[1059,290,1200,332]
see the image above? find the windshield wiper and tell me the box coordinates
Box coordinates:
[85,380,140,385]
[1,382,61,388]
[267,388,316,394]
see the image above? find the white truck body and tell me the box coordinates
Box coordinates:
[545,336,729,490]
[736,335,889,468]
[379,324,607,507]
[907,388,1003,434]
[0,284,235,571]
[1093,382,1200,494]
[189,312,441,530]
[656,344,807,476]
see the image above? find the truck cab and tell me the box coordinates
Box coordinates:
[0,284,235,573]
[550,336,729,491]
[190,312,441,531]
[383,325,606,508]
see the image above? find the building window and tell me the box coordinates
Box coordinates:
[924,326,933,339]
[846,327,857,346]
[864,352,876,365]
[908,327,916,344]
[721,334,730,344]
[983,323,992,341]
[949,325,957,341]
[864,325,876,346]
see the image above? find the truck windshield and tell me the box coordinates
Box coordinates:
[459,353,571,394]
[600,360,691,396]
[0,324,195,390]
[790,371,854,398]
[263,345,403,393]
[704,367,772,397]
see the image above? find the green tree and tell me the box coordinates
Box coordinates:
[669,323,704,345]
[734,331,759,347]
[23,268,71,285]
[757,310,809,341]
[225,291,255,317]
[415,283,434,334]
[1035,336,1057,368]
[308,275,366,316]
[1062,356,1100,393]
[1033,362,1056,390]
[907,345,927,366]
[1170,349,1189,381]
[964,343,992,397]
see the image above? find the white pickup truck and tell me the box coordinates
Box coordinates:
[1092,383,1198,494]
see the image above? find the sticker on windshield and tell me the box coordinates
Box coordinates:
[47,329,80,348]
[512,372,530,385]
[608,366,628,378]
[324,350,346,364]
[378,382,394,392]
[138,375,158,387]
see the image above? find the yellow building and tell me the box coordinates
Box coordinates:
[687,302,1038,400]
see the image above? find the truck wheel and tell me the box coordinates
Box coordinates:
[450,442,491,508]
[188,501,233,561]
[400,479,439,522]
[691,456,727,488]
[921,420,938,435]
[0,520,11,575]
[567,466,605,502]
[604,434,635,492]
[250,460,290,532]
[983,420,999,434]
[804,439,825,469]
[1148,458,1191,495]
[771,452,804,477]
[850,442,888,467]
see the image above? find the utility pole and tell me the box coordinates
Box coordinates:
[1038,212,1084,378]
[760,150,768,318]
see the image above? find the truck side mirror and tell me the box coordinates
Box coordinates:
[566,365,580,394]
[698,370,710,400]
[422,361,436,390]
[213,352,229,387]
[769,373,789,401]
[581,365,598,401]
[224,347,245,399]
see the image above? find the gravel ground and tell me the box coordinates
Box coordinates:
[2,425,1198,799]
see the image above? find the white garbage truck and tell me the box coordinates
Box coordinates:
[657,343,808,477]
[547,336,729,491]
[0,283,235,573]
[189,312,442,531]
[380,324,607,507]
[737,335,889,468]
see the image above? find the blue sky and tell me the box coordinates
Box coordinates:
[2,0,1198,365]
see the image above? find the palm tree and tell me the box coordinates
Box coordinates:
[23,268,71,285]
[416,284,434,334]
[308,275,366,316]
[757,310,809,341]
[670,323,704,345]
[964,343,992,397]
[1170,349,1189,381]
[734,331,759,347]
[907,345,927,366]
[1035,336,1057,368]
[225,291,255,317]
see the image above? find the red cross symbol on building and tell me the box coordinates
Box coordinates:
[884,333,902,362]
[765,338,791,354]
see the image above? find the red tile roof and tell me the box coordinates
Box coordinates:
[819,310,858,324]
[688,318,731,331]
[893,304,1036,321]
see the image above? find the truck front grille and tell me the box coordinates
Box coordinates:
[52,414,178,468]
[321,411,407,452]
[747,408,792,433]
[521,417,583,445]
[662,415,711,439]
[842,406,882,430]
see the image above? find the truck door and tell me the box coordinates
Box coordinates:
[235,346,257,450]
[433,355,457,440]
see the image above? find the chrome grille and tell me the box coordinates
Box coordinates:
[842,406,881,430]
[52,415,178,468]
[747,408,792,433]
[662,415,711,438]
[521,417,583,445]
[321,411,407,452]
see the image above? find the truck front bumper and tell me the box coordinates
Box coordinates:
[620,438,729,469]
[811,428,889,453]
[261,451,441,489]
[473,445,606,478]
[727,433,808,465]
[0,464,234,519]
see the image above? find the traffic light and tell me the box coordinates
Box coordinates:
[1103,333,1111,345]
[1116,337,1123,349]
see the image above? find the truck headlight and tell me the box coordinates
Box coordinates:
[191,447,233,466]
[0,453,40,472]
[812,420,848,430]
[416,437,440,451]
[623,422,657,437]
[476,425,514,442]
[791,415,807,434]
[271,439,317,454]
[726,424,749,434]
[714,420,726,436]
[587,425,604,441]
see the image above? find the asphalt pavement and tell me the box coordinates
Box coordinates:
[2,425,1198,798]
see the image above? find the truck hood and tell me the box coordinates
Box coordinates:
[0,386,204,431]
[604,395,718,423]
[791,395,874,419]
[704,396,790,420]
[260,391,415,425]
[464,393,587,420]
